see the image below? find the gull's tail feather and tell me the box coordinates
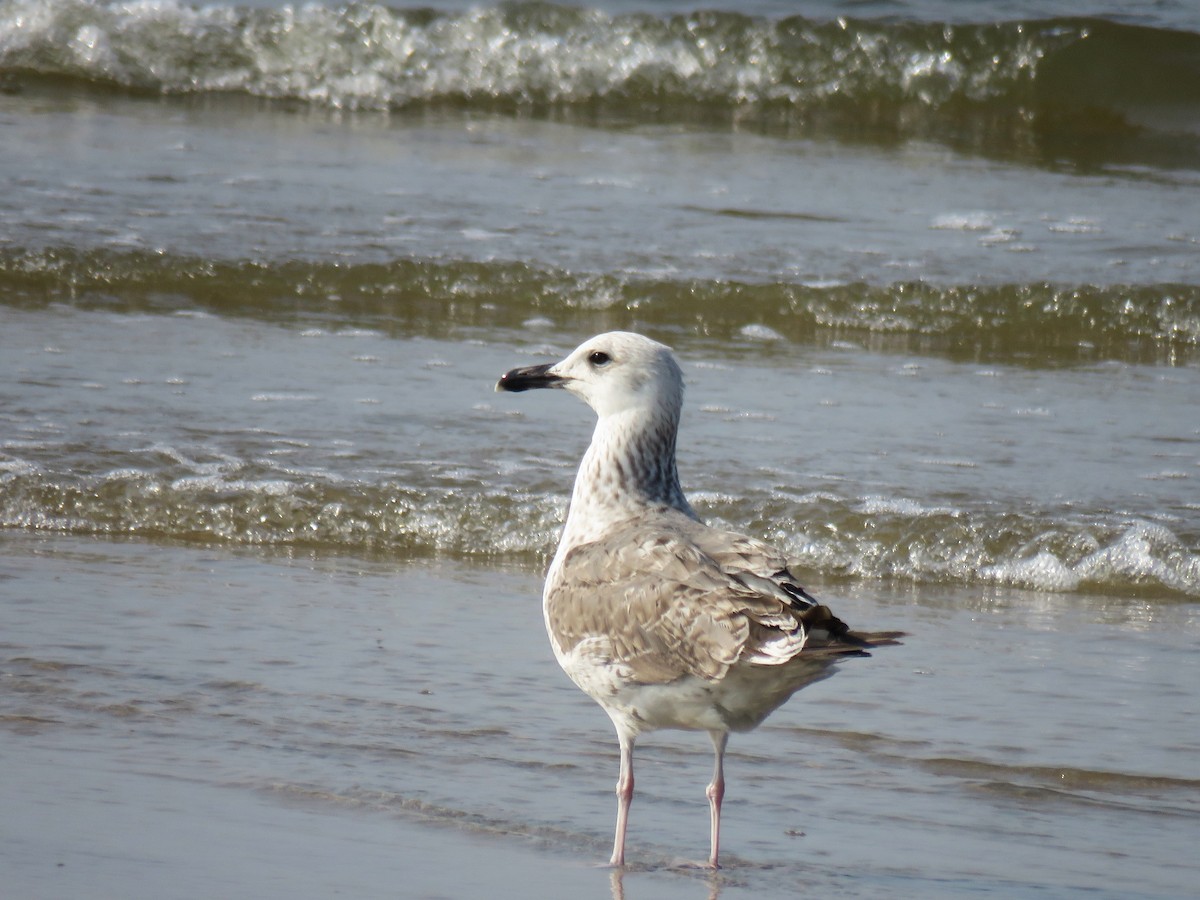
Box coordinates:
[796,603,905,656]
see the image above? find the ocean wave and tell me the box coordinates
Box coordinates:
[2,247,1197,365]
[1,465,1196,598]
[2,1,1199,165]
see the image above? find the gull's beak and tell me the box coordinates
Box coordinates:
[495,362,567,393]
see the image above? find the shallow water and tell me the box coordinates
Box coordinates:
[3,307,1196,594]
[2,0,1199,896]
[5,88,1200,288]
[2,533,1197,898]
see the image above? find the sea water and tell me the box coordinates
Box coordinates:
[2,1,1198,896]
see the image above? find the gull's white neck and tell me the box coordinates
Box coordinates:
[553,406,694,564]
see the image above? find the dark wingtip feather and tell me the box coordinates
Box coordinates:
[797,604,906,650]
[780,576,905,651]
[778,578,821,610]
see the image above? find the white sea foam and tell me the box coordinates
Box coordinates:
[981,522,1200,596]
[931,211,994,232]
[739,323,785,341]
[980,550,1080,593]
[858,495,961,517]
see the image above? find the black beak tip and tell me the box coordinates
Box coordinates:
[495,363,563,393]
[495,371,525,393]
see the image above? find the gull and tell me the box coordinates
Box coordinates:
[496,331,902,868]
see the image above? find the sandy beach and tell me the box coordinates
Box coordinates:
[8,745,732,900]
[3,533,1197,899]
[1,534,715,900]
[2,1,1198,895]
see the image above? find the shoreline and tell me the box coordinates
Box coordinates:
[2,533,1196,899]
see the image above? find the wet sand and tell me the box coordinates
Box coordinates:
[6,743,715,900]
[3,1,1197,895]
[0,534,711,900]
[3,533,1197,898]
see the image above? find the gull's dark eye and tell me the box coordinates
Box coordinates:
[588,350,612,367]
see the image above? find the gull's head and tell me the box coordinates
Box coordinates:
[496,331,683,421]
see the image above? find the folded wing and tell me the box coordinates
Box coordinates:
[545,508,895,687]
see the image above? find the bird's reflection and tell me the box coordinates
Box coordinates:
[609,866,722,900]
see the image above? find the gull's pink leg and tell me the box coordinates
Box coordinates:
[610,735,635,866]
[706,731,728,869]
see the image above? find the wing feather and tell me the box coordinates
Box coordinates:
[545,509,844,685]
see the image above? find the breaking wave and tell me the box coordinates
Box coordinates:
[1,461,1196,598]
[2,247,1197,365]
[3,1,1200,166]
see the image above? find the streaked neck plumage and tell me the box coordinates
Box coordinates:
[553,403,695,563]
